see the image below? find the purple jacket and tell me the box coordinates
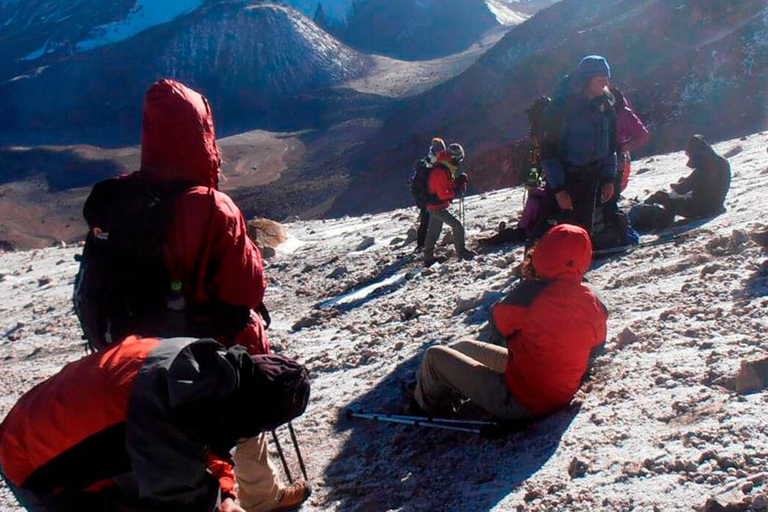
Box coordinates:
[519,187,546,237]
[616,95,649,155]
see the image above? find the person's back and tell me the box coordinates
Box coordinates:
[0,336,310,511]
[492,224,608,416]
[676,135,731,216]
[140,79,269,355]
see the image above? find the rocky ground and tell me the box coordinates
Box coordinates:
[1,132,767,511]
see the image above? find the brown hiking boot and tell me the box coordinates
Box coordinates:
[269,481,311,512]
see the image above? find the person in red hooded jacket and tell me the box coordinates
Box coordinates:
[413,224,608,419]
[126,79,309,512]
[422,143,477,266]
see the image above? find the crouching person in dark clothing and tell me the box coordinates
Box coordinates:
[0,336,310,512]
[413,224,608,419]
[631,135,731,231]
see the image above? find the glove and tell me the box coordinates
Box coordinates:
[456,173,469,193]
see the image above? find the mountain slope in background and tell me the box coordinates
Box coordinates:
[0,2,372,143]
[331,0,768,216]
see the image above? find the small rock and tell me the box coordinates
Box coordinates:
[723,146,743,158]
[615,327,639,349]
[389,237,405,246]
[399,305,422,321]
[727,357,768,395]
[701,264,722,277]
[699,487,749,512]
[38,276,52,287]
[327,266,348,279]
[568,457,589,479]
[356,237,375,251]
[260,246,277,259]
[752,494,767,511]
[453,295,479,316]
[394,341,405,351]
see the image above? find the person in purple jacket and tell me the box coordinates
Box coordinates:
[611,87,650,194]
[480,185,546,246]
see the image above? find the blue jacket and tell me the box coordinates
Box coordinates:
[541,76,617,191]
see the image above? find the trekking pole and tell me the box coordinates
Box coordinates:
[345,410,524,439]
[271,430,294,483]
[287,422,309,481]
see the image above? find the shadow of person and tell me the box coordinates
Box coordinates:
[322,353,580,512]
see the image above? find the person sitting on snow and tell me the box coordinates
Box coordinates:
[479,184,546,246]
[0,336,309,512]
[630,134,731,231]
[422,143,477,266]
[412,224,608,420]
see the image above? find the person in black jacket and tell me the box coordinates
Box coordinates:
[631,135,731,231]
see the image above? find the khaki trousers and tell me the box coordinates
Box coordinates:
[234,434,282,512]
[414,339,532,420]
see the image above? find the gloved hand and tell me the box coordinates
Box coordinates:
[456,173,469,193]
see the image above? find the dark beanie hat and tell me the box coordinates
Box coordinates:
[577,55,611,79]
[222,347,310,440]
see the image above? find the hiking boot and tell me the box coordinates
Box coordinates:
[458,249,477,261]
[424,255,447,267]
[270,481,311,512]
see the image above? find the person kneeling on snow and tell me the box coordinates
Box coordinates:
[413,224,608,420]
[0,336,309,512]
[423,144,477,266]
[630,135,731,231]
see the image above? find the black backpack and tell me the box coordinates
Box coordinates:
[73,172,187,352]
[409,158,437,208]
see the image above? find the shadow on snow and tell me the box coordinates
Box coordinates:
[322,353,578,512]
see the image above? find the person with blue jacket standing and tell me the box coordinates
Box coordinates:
[539,55,618,235]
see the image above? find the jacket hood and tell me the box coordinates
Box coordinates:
[685,134,717,168]
[532,224,592,281]
[222,348,310,440]
[140,79,221,189]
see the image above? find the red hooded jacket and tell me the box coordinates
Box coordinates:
[426,152,460,211]
[491,224,608,416]
[141,79,268,354]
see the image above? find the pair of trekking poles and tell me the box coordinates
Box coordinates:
[271,422,309,483]
[346,410,527,439]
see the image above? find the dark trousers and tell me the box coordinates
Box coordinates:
[416,207,429,248]
[541,167,600,236]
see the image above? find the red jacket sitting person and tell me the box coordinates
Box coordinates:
[413,224,608,419]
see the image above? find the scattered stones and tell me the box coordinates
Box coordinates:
[356,237,376,251]
[699,487,749,512]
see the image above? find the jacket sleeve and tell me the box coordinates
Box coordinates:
[619,108,650,154]
[598,110,618,185]
[429,168,457,202]
[206,454,236,501]
[165,189,266,309]
[671,169,699,195]
[490,280,548,340]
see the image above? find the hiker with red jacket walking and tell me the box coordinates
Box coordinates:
[73,80,309,512]
[423,143,477,266]
[410,137,447,252]
[413,224,608,419]
[0,336,309,512]
[539,55,618,236]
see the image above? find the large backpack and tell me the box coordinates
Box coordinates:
[73,172,186,352]
[409,158,437,208]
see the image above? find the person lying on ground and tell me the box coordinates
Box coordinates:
[0,336,310,512]
[412,224,608,420]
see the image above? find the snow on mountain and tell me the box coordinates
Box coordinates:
[283,0,355,22]
[485,0,530,25]
[73,0,204,53]
[1,131,767,511]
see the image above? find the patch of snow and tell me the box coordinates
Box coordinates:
[485,0,529,26]
[75,0,204,53]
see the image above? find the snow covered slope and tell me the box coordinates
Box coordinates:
[1,132,767,511]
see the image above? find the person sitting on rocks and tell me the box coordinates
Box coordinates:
[630,135,731,231]
[412,224,608,420]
